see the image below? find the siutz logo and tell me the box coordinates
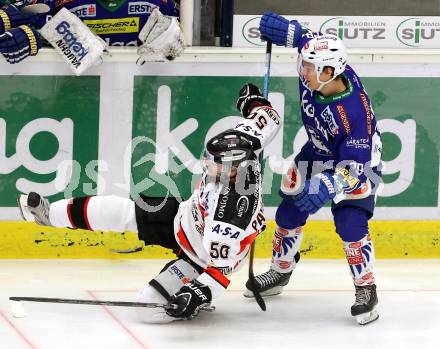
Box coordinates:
[396,18,440,47]
[319,17,386,41]
[69,4,96,18]
[242,16,264,46]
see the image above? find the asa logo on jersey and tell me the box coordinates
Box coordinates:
[319,17,386,41]
[396,18,440,47]
[128,1,158,15]
[69,4,97,18]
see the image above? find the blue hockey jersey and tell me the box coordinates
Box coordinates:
[58,0,178,46]
[31,0,178,46]
[297,32,382,196]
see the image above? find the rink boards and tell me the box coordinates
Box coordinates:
[1,50,440,259]
[0,220,439,258]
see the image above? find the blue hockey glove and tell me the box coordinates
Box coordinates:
[166,280,212,320]
[259,12,302,48]
[0,4,47,34]
[293,172,337,214]
[0,25,41,63]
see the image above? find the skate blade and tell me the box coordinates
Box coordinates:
[243,286,284,298]
[17,195,35,222]
[355,309,379,325]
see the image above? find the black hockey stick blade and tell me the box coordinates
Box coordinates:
[248,242,266,311]
[110,245,144,253]
[9,296,175,318]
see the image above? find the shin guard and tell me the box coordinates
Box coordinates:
[343,234,376,286]
[270,226,303,273]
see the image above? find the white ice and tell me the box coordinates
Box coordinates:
[0,259,439,349]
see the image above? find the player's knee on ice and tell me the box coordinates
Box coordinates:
[135,259,202,324]
[135,286,175,324]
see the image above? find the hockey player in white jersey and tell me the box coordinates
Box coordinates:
[18,83,281,323]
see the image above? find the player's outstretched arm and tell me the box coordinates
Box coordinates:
[235,83,282,151]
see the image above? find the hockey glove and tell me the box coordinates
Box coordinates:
[137,8,184,64]
[166,280,212,320]
[0,4,48,34]
[236,83,271,118]
[0,25,41,63]
[40,8,108,76]
[293,172,336,214]
[259,12,302,48]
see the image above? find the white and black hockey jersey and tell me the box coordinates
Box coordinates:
[173,105,282,300]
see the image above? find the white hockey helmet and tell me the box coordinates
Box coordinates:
[299,34,347,88]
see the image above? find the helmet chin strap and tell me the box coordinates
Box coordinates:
[316,72,337,92]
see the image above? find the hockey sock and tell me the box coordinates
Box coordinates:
[270,225,303,273]
[343,234,376,286]
[49,196,137,232]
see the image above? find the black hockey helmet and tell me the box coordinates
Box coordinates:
[204,130,254,168]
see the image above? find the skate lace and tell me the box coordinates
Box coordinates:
[255,270,282,287]
[354,287,371,305]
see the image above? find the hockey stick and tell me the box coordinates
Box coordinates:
[246,40,273,312]
[247,238,266,311]
[263,41,273,98]
[9,296,176,318]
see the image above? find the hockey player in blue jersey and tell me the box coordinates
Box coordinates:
[243,12,383,325]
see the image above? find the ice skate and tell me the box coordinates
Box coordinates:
[351,284,379,325]
[243,270,292,297]
[17,192,52,226]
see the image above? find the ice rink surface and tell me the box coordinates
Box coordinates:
[0,259,439,349]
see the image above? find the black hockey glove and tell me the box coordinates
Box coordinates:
[236,83,271,118]
[166,280,212,320]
